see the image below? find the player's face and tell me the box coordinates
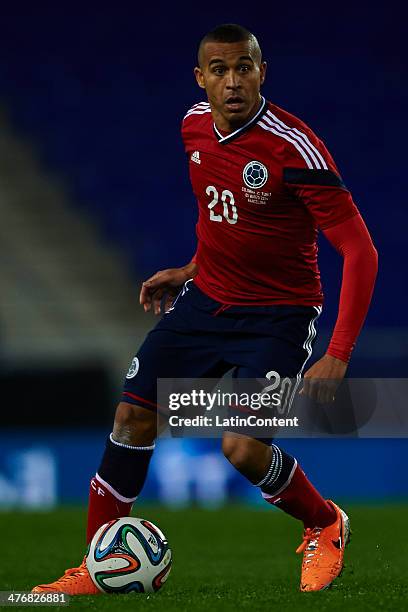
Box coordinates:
[194,41,266,132]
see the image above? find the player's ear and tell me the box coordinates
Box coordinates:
[259,61,267,86]
[194,66,206,89]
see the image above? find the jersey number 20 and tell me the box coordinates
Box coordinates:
[206,186,238,224]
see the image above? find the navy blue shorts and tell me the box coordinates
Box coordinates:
[122,281,321,415]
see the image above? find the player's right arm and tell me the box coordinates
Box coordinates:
[139,260,198,315]
[139,103,205,315]
[139,102,208,315]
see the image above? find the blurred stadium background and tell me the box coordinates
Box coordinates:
[0,3,406,512]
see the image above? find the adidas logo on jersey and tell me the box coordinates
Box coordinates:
[191,150,201,164]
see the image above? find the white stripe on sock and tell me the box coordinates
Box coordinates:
[261,459,298,500]
[94,473,138,503]
[109,433,155,450]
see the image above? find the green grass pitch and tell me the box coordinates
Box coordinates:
[1,504,407,611]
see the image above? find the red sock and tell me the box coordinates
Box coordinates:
[86,474,135,545]
[263,464,336,528]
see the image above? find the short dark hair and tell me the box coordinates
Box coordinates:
[198,24,262,66]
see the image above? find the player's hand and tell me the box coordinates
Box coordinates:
[139,262,198,315]
[300,354,348,404]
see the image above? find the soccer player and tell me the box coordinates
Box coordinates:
[33,24,378,594]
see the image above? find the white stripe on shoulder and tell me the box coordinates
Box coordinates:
[258,120,315,169]
[266,110,328,170]
[184,107,212,119]
[190,101,210,109]
[184,101,210,116]
[262,114,322,169]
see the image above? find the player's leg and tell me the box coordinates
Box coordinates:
[86,283,234,547]
[220,304,350,591]
[31,402,159,595]
[223,431,350,591]
[221,433,271,483]
[221,433,337,528]
[32,281,230,594]
[86,401,159,544]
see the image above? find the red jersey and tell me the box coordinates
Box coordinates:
[182,97,358,306]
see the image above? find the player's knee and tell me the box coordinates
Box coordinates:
[222,434,256,472]
[113,402,158,446]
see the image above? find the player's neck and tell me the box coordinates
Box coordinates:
[212,95,263,134]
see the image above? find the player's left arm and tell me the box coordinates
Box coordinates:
[283,130,378,402]
[303,213,378,402]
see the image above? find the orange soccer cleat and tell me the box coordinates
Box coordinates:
[296,500,350,592]
[32,557,100,596]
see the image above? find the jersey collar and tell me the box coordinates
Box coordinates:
[213,96,267,145]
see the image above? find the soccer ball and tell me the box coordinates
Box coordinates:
[86,517,172,594]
